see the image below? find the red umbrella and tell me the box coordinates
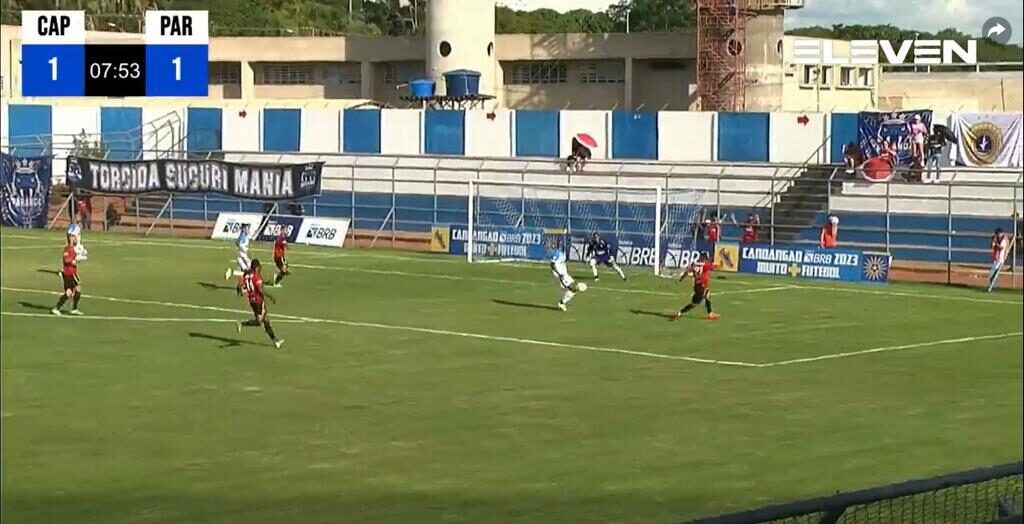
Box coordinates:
[860,157,893,182]
[574,133,598,149]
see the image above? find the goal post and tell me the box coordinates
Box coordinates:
[464,180,708,276]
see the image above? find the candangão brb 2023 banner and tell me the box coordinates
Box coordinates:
[440,225,549,260]
[66,157,324,201]
[738,244,893,284]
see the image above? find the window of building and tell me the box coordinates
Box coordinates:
[508,62,567,85]
[858,68,875,87]
[324,64,361,85]
[384,63,422,85]
[840,66,855,87]
[579,61,625,84]
[800,65,817,85]
[208,62,240,84]
[819,66,833,87]
[259,64,315,85]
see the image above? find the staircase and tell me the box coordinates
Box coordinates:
[771,165,837,243]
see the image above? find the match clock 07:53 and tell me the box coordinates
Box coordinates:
[84,44,146,97]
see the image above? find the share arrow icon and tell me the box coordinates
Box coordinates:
[983,16,1013,45]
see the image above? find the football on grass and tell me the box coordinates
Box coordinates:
[577,283,588,292]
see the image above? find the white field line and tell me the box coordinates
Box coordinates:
[0,245,60,250]
[3,287,1013,369]
[0,311,305,323]
[290,263,783,298]
[0,286,760,368]
[761,332,1024,367]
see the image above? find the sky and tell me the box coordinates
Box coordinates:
[496,0,1024,44]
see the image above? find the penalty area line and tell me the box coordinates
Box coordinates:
[0,286,760,368]
[761,331,1024,367]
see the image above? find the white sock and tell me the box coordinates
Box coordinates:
[613,264,625,279]
[232,270,244,277]
[589,260,598,277]
[561,290,576,305]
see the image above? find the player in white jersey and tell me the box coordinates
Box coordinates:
[549,241,587,311]
[225,224,252,281]
[66,220,88,261]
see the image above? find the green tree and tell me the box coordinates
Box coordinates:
[608,0,694,33]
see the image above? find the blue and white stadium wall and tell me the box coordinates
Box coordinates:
[3,102,961,164]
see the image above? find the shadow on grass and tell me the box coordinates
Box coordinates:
[188,332,260,349]
[36,268,60,276]
[630,309,676,320]
[19,302,53,312]
[492,299,561,312]
[197,281,237,292]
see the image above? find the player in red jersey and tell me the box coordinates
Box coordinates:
[671,252,719,321]
[237,259,284,348]
[272,231,290,287]
[52,236,84,316]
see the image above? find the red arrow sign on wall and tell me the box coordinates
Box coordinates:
[796,114,810,126]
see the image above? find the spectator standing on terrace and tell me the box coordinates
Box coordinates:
[820,215,839,249]
[704,216,721,247]
[75,193,92,230]
[741,212,760,244]
[909,114,928,164]
[924,127,948,184]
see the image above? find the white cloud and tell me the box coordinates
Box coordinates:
[785,0,1024,43]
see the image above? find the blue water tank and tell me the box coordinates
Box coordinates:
[443,69,481,97]
[410,79,436,98]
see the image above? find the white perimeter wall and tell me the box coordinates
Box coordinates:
[560,110,608,159]
[769,112,827,163]
[142,106,184,159]
[381,109,422,155]
[465,109,512,157]
[657,111,715,162]
[222,106,262,156]
[300,108,341,153]
[51,106,100,177]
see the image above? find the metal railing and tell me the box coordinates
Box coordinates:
[22,147,1024,286]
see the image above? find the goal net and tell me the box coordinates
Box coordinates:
[659,188,712,277]
[466,181,707,275]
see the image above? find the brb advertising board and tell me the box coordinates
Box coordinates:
[256,214,304,243]
[568,235,716,269]
[295,218,349,248]
[210,212,264,240]
[447,225,548,260]
[738,244,892,284]
[210,213,348,248]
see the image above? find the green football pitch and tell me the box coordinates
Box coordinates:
[1,228,1021,524]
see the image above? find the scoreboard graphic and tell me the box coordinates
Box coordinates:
[20,10,209,97]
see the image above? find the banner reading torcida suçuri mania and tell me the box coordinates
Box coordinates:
[66,157,323,201]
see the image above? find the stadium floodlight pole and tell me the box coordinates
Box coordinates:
[654,186,662,276]
[467,179,475,263]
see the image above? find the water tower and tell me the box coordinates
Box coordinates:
[425,0,497,98]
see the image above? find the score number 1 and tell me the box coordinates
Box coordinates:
[49,56,58,80]
[172,56,181,81]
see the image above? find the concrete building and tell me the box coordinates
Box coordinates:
[1,19,1020,113]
